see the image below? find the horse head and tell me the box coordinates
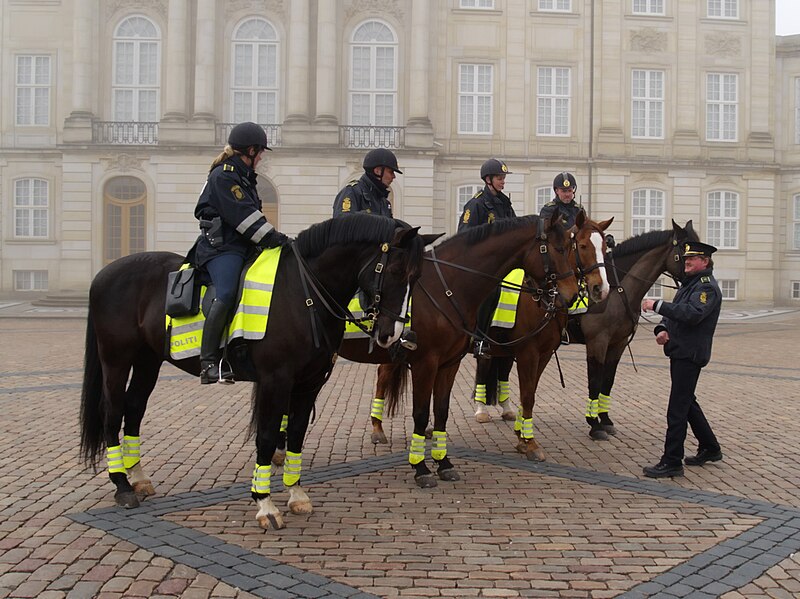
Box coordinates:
[571,211,613,303]
[521,211,580,310]
[668,219,700,281]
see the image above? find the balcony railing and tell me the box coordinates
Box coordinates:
[216,123,282,147]
[340,125,405,149]
[92,121,159,145]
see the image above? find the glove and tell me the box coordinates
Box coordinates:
[259,230,290,249]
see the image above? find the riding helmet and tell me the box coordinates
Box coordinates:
[363,148,403,174]
[553,171,577,191]
[480,158,511,181]
[228,122,271,151]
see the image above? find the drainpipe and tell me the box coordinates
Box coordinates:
[587,0,595,215]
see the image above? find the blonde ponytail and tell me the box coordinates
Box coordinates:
[209,145,240,171]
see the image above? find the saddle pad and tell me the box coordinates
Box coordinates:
[490,269,525,330]
[165,247,283,359]
[343,295,412,340]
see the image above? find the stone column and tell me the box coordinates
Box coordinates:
[162,0,188,121]
[63,0,94,141]
[671,0,700,158]
[315,0,337,126]
[193,0,217,122]
[284,0,310,124]
[595,0,624,152]
[405,0,433,148]
[746,2,774,160]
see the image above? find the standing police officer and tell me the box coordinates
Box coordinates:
[540,172,583,229]
[333,148,401,218]
[194,122,288,384]
[641,241,723,478]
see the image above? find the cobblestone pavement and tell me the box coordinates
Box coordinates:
[1,307,799,598]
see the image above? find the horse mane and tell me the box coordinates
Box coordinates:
[295,214,401,258]
[448,215,549,247]
[610,229,674,259]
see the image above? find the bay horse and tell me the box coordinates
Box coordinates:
[80,214,436,529]
[471,215,614,461]
[338,212,581,488]
[573,220,699,440]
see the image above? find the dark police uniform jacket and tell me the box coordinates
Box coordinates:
[539,199,583,229]
[194,155,274,266]
[457,186,516,232]
[332,173,393,217]
[653,268,722,367]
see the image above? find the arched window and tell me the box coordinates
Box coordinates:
[631,188,665,235]
[456,184,480,228]
[256,177,279,230]
[104,176,146,263]
[232,18,280,123]
[112,16,160,121]
[535,186,551,214]
[349,20,397,126]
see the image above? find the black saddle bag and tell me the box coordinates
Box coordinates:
[165,268,201,317]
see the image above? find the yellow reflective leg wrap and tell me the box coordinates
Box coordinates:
[370,397,385,421]
[520,417,535,440]
[280,414,288,433]
[474,384,487,405]
[431,430,447,461]
[514,407,523,433]
[568,294,589,315]
[283,451,302,487]
[497,380,510,404]
[106,445,125,474]
[122,435,141,470]
[598,393,611,414]
[585,397,599,418]
[409,433,426,465]
[251,463,271,495]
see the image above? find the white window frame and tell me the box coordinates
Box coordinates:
[535,187,551,214]
[537,67,571,136]
[349,20,398,127]
[707,191,739,249]
[707,0,738,19]
[112,15,161,122]
[706,73,738,142]
[631,69,664,139]
[719,279,737,300]
[457,184,481,227]
[795,77,800,145]
[14,178,49,239]
[645,276,666,300]
[16,55,51,126]
[458,63,493,134]
[14,270,49,292]
[793,194,800,251]
[632,0,665,15]
[792,281,800,300]
[539,0,572,12]
[460,0,495,8]
[631,189,665,236]
[231,18,280,124]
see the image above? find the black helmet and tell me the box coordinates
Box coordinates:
[553,171,577,191]
[228,122,271,151]
[363,148,403,174]
[480,158,511,181]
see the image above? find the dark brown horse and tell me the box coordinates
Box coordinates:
[80,214,435,529]
[338,213,580,487]
[573,220,699,440]
[471,215,614,461]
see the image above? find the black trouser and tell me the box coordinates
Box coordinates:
[662,358,720,466]
[476,285,502,337]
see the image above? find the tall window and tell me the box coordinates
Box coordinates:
[460,0,494,7]
[793,194,800,250]
[350,21,397,126]
[631,70,663,138]
[535,187,551,213]
[706,73,737,141]
[456,185,481,227]
[719,280,737,300]
[537,67,570,136]
[14,178,49,238]
[112,16,160,121]
[232,19,279,124]
[792,281,800,300]
[708,0,737,18]
[707,191,738,249]
[631,189,665,235]
[16,55,51,126]
[633,0,664,15]
[458,64,493,134]
[795,78,800,145]
[539,0,571,11]
[104,176,146,264]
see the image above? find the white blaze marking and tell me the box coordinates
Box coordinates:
[590,231,610,298]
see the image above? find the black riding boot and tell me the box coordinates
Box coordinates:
[200,299,231,385]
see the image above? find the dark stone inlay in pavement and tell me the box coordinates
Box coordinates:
[68,448,800,599]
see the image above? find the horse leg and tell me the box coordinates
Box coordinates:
[473,356,492,423]
[409,360,438,488]
[586,355,609,441]
[430,362,461,482]
[100,361,139,508]
[271,414,287,467]
[495,356,516,421]
[514,350,547,462]
[598,345,626,436]
[370,364,390,444]
[251,380,288,530]
[283,385,320,516]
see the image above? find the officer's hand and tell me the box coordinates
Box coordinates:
[641,299,655,312]
[655,331,669,346]
[260,230,290,249]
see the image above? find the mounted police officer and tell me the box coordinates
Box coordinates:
[540,172,583,229]
[194,121,288,385]
[332,148,401,218]
[641,241,723,478]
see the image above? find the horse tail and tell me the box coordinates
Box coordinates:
[248,383,260,440]
[79,308,105,467]
[483,359,499,406]
[384,362,409,418]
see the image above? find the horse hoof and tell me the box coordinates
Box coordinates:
[475,412,491,424]
[371,431,388,444]
[271,452,286,467]
[602,424,617,436]
[258,513,285,530]
[288,500,313,515]
[424,426,433,439]
[438,468,460,482]
[515,441,527,454]
[415,474,438,488]
[526,448,546,462]
[132,481,155,497]
[589,429,609,441]
[114,491,140,509]
[501,410,516,422]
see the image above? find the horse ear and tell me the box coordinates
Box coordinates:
[685,220,695,236]
[597,217,614,231]
[672,219,683,234]
[392,225,420,246]
[575,209,586,228]
[547,209,561,229]
[420,232,445,247]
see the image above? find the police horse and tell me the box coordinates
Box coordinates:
[80,214,435,529]
[337,213,584,487]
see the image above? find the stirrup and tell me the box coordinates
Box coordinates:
[217,357,235,385]
[473,339,487,358]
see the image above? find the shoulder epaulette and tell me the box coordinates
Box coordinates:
[544,201,556,207]
[472,190,482,199]
[700,276,710,283]
[348,179,359,186]
[223,164,235,172]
